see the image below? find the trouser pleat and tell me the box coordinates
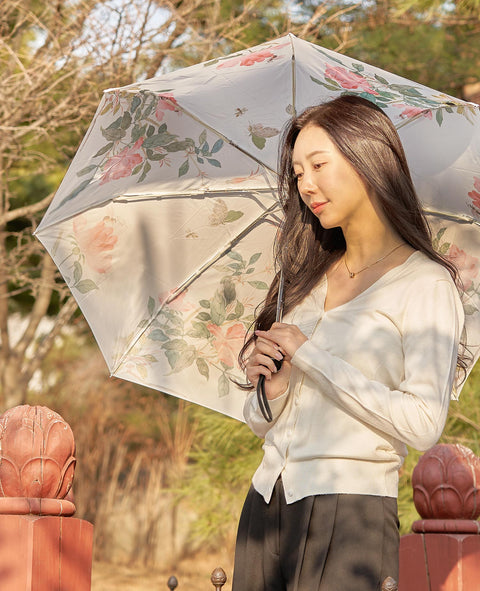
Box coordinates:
[232,481,399,591]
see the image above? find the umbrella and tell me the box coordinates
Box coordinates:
[35,34,480,421]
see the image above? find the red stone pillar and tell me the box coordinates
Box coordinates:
[399,443,480,590]
[0,405,93,590]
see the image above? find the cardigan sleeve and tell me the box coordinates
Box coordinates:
[243,387,289,438]
[291,278,464,451]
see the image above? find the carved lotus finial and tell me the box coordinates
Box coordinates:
[412,443,480,521]
[0,405,76,515]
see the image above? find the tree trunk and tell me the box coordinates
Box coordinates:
[1,357,29,410]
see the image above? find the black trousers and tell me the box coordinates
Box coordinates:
[232,478,399,591]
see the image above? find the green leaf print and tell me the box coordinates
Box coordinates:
[218,373,230,397]
[75,279,98,293]
[196,358,210,380]
[251,134,266,150]
[179,160,190,177]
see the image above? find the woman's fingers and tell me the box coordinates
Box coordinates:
[255,322,307,358]
[244,328,296,401]
[245,338,285,387]
[246,362,270,386]
[246,352,291,400]
[247,351,279,375]
[254,336,284,361]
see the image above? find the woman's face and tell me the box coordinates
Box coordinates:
[292,124,374,232]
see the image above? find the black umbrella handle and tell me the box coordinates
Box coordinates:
[256,270,285,422]
[256,357,283,422]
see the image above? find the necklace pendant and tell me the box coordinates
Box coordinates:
[349,271,355,279]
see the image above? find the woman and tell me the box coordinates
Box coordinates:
[232,95,465,591]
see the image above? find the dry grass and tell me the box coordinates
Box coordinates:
[30,344,203,568]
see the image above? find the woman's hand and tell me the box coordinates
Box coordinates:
[246,322,307,400]
[255,322,308,359]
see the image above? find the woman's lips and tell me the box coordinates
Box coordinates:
[311,201,327,214]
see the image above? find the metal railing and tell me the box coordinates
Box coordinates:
[167,568,227,591]
[166,569,398,590]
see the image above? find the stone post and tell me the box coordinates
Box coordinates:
[0,405,93,590]
[399,443,480,590]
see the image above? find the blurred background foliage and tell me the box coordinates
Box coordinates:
[2,0,480,570]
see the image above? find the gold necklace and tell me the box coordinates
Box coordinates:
[344,243,405,279]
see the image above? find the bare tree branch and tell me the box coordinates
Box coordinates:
[22,296,78,382]
[14,255,56,360]
[0,193,54,225]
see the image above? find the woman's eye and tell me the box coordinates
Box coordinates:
[313,162,324,170]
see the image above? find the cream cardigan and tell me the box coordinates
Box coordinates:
[244,251,464,504]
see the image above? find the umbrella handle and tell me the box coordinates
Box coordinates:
[256,375,272,422]
[257,270,285,422]
[256,358,283,423]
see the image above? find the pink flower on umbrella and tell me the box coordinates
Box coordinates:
[216,40,291,69]
[240,49,276,66]
[446,244,479,290]
[100,138,144,185]
[397,105,433,120]
[468,177,480,211]
[73,216,118,274]
[155,93,179,121]
[218,49,276,69]
[324,64,379,95]
[207,322,246,368]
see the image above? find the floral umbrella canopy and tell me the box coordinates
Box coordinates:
[36,34,480,421]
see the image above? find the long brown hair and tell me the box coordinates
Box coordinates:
[238,94,465,379]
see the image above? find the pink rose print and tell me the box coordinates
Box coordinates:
[396,105,433,120]
[218,49,276,69]
[468,176,480,211]
[207,322,246,368]
[447,244,479,291]
[216,41,290,69]
[100,138,144,185]
[73,216,118,274]
[324,64,378,95]
[240,50,275,66]
[155,93,179,121]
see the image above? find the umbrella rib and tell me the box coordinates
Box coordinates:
[395,102,479,130]
[163,203,281,304]
[37,188,278,235]
[112,187,277,204]
[160,97,278,176]
[111,200,283,375]
[291,35,297,117]
[424,209,480,226]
